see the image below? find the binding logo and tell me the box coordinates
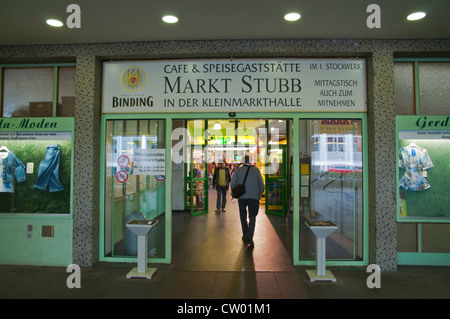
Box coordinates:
[121,66,146,91]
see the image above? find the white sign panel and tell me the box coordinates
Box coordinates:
[102,59,366,113]
[399,130,450,140]
[133,149,165,175]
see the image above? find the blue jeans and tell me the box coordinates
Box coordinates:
[34,144,64,192]
[216,185,227,210]
[238,198,259,242]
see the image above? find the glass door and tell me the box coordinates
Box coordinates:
[183,118,290,217]
[188,145,208,215]
[266,145,287,216]
[185,120,208,216]
[265,120,289,216]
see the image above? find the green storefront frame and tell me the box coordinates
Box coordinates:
[396,115,450,266]
[99,112,369,267]
[394,57,450,266]
[0,117,75,266]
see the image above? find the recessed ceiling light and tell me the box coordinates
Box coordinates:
[407,12,426,21]
[162,15,178,24]
[46,19,64,27]
[284,12,301,22]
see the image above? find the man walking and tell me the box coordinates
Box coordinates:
[230,155,264,247]
[212,161,231,213]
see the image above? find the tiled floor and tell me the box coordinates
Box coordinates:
[1,191,449,300]
[1,263,450,299]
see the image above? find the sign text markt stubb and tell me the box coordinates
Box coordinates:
[102,59,366,114]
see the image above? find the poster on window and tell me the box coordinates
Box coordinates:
[132,149,165,175]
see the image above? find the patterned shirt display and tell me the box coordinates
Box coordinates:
[399,143,433,191]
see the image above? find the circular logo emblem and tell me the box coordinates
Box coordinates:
[121,66,146,91]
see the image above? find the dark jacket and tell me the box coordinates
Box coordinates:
[230,164,264,200]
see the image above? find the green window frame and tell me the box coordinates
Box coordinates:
[394,57,450,266]
[99,112,368,267]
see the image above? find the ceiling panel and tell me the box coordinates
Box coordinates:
[0,0,449,46]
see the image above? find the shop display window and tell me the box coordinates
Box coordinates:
[56,67,76,117]
[299,119,364,261]
[395,59,450,263]
[418,63,450,115]
[2,67,54,117]
[104,119,166,259]
[0,117,73,214]
[1,65,76,118]
[396,115,450,222]
[394,60,450,115]
[394,62,415,115]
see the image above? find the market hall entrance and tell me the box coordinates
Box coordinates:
[179,119,290,217]
[171,119,293,271]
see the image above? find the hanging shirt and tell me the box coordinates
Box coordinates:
[399,144,433,191]
[0,151,26,193]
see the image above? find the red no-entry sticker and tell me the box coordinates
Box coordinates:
[116,170,128,183]
[117,155,130,168]
[155,175,165,181]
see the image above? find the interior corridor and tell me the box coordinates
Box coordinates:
[171,189,294,272]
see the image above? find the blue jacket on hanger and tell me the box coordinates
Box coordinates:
[0,151,26,193]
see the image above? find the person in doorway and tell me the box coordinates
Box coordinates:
[212,160,231,213]
[230,155,264,247]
